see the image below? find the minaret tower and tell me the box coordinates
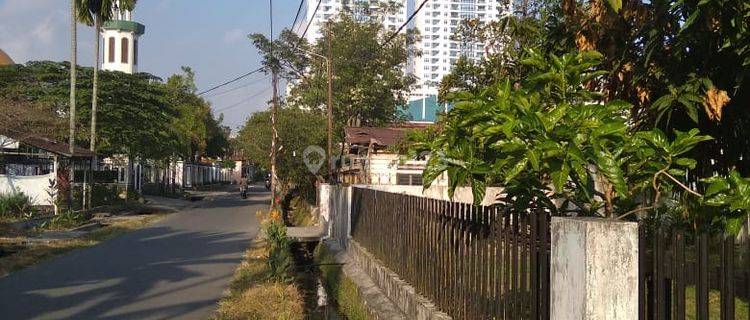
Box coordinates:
[101,1,145,74]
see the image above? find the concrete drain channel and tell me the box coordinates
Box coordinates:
[290,241,343,319]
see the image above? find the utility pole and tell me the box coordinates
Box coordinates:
[270,71,279,210]
[69,0,77,210]
[269,0,278,210]
[326,25,334,182]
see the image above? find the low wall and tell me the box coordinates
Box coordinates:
[346,240,451,320]
[357,184,504,206]
[0,173,54,205]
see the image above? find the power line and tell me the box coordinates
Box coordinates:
[213,86,273,113]
[203,74,271,98]
[291,0,305,33]
[197,67,266,96]
[383,0,429,46]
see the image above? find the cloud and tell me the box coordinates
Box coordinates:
[0,0,74,62]
[222,28,246,44]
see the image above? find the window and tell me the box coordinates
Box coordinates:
[108,37,115,62]
[121,37,129,63]
[397,174,423,186]
[133,39,138,65]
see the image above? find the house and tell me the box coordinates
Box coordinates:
[340,125,447,186]
[0,131,95,206]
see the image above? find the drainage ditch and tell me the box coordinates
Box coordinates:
[290,241,344,320]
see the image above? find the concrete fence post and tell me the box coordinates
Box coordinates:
[551,217,639,320]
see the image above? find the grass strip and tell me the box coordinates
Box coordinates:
[214,238,304,320]
[0,214,163,277]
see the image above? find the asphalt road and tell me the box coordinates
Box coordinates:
[0,185,268,320]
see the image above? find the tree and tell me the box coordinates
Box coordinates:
[0,98,66,148]
[438,0,750,184]
[250,13,417,145]
[75,0,137,154]
[237,107,326,198]
[416,49,750,234]
[289,15,416,135]
[0,61,224,163]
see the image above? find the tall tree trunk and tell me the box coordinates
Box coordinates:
[69,0,77,210]
[90,17,100,156]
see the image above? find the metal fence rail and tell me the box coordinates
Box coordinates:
[639,223,750,319]
[351,187,550,320]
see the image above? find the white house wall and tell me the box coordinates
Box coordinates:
[0,173,55,206]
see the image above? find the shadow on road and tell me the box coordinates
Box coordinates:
[0,191,263,320]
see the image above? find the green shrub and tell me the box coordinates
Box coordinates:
[92,184,121,207]
[264,220,291,281]
[40,210,86,230]
[0,192,33,218]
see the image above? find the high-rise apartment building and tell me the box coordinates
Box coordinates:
[412,0,509,99]
[298,0,510,121]
[301,0,408,45]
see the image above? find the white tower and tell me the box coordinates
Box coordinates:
[101,2,145,74]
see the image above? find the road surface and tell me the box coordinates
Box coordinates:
[0,185,267,320]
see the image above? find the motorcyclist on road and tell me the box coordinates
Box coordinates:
[239,178,248,198]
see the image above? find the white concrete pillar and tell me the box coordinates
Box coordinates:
[551,217,639,320]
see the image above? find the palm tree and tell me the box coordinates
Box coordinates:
[76,0,136,155]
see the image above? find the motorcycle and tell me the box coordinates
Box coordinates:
[264,179,271,190]
[239,185,248,199]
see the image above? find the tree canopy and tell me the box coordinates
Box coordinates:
[0,61,228,161]
[249,13,416,143]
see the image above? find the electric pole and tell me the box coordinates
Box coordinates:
[69,0,77,210]
[326,25,334,182]
[269,0,278,210]
[270,71,278,210]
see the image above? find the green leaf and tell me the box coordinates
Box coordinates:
[725,217,745,236]
[592,122,627,138]
[595,146,629,197]
[551,163,570,192]
[674,158,697,169]
[527,149,540,171]
[504,158,528,184]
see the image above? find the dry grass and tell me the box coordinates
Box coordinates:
[0,214,164,277]
[214,239,304,320]
[685,285,749,319]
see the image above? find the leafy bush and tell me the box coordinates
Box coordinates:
[0,192,33,218]
[263,215,291,281]
[417,49,750,233]
[91,184,120,207]
[40,210,86,230]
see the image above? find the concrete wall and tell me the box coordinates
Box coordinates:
[0,173,54,205]
[320,184,352,249]
[346,240,451,320]
[551,217,639,320]
[360,184,504,206]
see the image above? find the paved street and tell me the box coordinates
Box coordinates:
[0,185,268,320]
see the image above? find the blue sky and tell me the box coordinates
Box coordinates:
[0,0,303,130]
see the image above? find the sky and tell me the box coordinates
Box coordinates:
[0,0,304,131]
